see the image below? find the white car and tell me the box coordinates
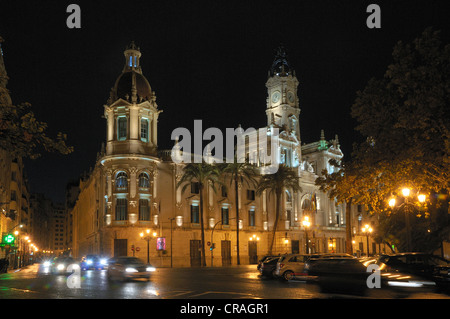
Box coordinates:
[274,254,310,281]
[107,257,155,281]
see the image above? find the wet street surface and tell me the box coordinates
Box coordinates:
[0,263,449,299]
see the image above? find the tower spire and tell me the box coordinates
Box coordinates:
[269,44,293,77]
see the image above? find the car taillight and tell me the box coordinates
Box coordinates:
[280,263,285,268]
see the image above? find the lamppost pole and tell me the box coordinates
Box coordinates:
[169,217,175,268]
[388,188,426,253]
[302,216,311,254]
[140,229,156,264]
[362,224,373,257]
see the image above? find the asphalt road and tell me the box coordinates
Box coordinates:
[0,263,449,300]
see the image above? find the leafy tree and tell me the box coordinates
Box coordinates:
[351,27,450,194]
[256,165,301,254]
[219,161,257,265]
[176,162,222,267]
[0,37,73,160]
[0,101,73,159]
[317,28,450,254]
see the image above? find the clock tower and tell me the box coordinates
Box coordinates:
[265,46,301,168]
[266,46,300,141]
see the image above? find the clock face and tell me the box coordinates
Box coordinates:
[288,91,295,103]
[272,91,281,103]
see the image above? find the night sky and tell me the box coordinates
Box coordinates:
[1,0,449,203]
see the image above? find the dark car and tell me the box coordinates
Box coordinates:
[375,253,450,291]
[309,256,437,296]
[80,254,108,270]
[259,256,281,278]
[301,253,355,281]
[51,257,78,275]
[107,257,155,281]
[257,255,278,271]
[308,257,370,295]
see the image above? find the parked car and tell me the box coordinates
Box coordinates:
[51,257,78,275]
[259,256,281,278]
[107,257,155,281]
[374,253,450,291]
[275,253,354,281]
[257,255,278,271]
[80,254,108,270]
[302,253,355,281]
[274,254,311,281]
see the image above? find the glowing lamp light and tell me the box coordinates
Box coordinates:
[209,218,215,228]
[402,188,411,197]
[388,198,396,208]
[418,194,426,203]
[362,224,373,233]
[302,216,311,228]
[176,216,183,227]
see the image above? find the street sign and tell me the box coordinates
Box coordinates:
[1,234,15,245]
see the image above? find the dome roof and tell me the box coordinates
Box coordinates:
[113,70,152,102]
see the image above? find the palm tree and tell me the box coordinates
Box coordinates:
[256,165,302,254]
[176,162,222,267]
[219,161,258,265]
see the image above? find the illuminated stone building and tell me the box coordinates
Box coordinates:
[0,37,31,266]
[72,43,351,266]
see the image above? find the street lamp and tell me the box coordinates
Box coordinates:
[361,224,373,257]
[388,187,426,252]
[302,215,311,254]
[140,229,156,264]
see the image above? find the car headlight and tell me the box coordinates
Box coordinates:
[57,264,65,271]
[146,266,156,272]
[125,267,138,273]
[43,261,51,267]
[100,259,107,265]
[86,260,93,265]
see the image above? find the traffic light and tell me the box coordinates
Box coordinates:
[209,243,216,251]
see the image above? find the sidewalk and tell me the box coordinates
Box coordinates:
[1,264,32,274]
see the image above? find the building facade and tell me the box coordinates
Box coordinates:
[0,37,32,267]
[72,43,353,266]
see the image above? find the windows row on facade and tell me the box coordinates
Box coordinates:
[115,116,153,142]
[110,171,152,192]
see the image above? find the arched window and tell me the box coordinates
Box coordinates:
[302,199,312,210]
[138,172,150,188]
[285,190,292,203]
[115,172,128,190]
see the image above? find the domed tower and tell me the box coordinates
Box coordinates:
[104,42,162,157]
